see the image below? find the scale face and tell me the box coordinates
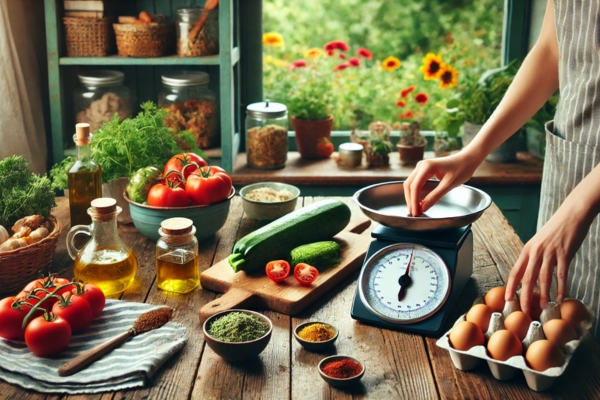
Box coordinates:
[358,243,451,325]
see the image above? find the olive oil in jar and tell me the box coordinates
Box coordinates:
[74,246,138,297]
[156,218,200,294]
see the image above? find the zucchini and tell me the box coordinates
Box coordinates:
[228,199,351,272]
[290,241,340,270]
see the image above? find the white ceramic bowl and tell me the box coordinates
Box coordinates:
[239,182,300,221]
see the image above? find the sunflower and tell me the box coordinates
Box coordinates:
[382,56,401,72]
[420,53,444,80]
[438,64,459,89]
[304,48,322,58]
[263,32,284,47]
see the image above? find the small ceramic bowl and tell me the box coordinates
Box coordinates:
[203,309,273,362]
[318,355,365,388]
[293,321,338,352]
[239,182,300,221]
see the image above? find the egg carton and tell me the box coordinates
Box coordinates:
[436,310,587,392]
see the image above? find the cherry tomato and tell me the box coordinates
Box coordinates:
[25,313,72,357]
[164,153,207,183]
[52,293,93,332]
[266,260,291,283]
[0,297,30,340]
[147,182,190,207]
[74,283,106,318]
[185,166,233,206]
[17,276,75,314]
[293,263,319,285]
[317,137,334,158]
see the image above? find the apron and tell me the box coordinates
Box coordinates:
[537,0,600,340]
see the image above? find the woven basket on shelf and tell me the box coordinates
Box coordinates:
[113,23,175,57]
[63,17,114,57]
[0,216,61,296]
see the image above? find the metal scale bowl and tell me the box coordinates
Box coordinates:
[350,181,492,336]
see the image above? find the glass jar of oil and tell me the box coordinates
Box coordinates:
[156,218,199,294]
[66,198,138,297]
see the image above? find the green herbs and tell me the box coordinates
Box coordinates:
[208,312,269,342]
[0,156,56,227]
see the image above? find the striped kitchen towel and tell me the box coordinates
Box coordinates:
[0,299,188,394]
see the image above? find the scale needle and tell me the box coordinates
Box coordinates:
[398,246,414,302]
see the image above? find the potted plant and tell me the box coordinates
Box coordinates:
[397,121,427,165]
[351,121,393,168]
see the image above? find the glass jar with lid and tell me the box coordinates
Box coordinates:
[156,217,200,294]
[158,71,218,149]
[73,70,133,135]
[245,101,288,169]
[176,7,219,57]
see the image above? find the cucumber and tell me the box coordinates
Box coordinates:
[228,199,351,272]
[290,241,340,270]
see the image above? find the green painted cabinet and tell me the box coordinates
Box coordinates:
[44,0,241,172]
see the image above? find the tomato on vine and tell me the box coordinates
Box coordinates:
[25,313,72,357]
[164,153,207,183]
[185,166,233,206]
[147,180,190,207]
[0,297,30,340]
[52,293,94,332]
[73,283,105,318]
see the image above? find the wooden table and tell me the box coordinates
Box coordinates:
[2,196,599,400]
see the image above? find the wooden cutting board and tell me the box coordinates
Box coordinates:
[199,217,373,322]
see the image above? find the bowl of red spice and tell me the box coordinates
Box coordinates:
[293,321,338,352]
[318,355,365,388]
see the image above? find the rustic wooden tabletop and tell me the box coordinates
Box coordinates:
[1,196,599,400]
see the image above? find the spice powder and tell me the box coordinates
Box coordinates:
[297,323,335,342]
[321,359,363,379]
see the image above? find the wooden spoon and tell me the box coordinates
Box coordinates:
[187,0,219,44]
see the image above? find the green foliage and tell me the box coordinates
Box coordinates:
[283,63,334,120]
[0,156,56,227]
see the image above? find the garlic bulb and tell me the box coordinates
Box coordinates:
[0,225,9,245]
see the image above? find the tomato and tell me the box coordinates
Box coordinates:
[0,297,30,340]
[317,137,334,158]
[52,293,93,332]
[147,182,190,207]
[185,166,233,206]
[17,276,75,314]
[24,313,72,357]
[164,153,207,183]
[293,263,319,285]
[266,260,291,283]
[74,283,105,318]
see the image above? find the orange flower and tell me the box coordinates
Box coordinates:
[415,92,429,105]
[263,32,284,47]
[439,64,459,89]
[383,56,401,71]
[420,53,444,80]
[398,110,414,119]
[304,48,323,58]
[400,86,415,98]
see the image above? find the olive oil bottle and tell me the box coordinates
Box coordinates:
[68,123,102,226]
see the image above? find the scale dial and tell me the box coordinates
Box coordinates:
[358,243,451,324]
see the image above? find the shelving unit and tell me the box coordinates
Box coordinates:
[43,0,241,172]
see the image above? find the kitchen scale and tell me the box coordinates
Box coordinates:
[350,181,492,336]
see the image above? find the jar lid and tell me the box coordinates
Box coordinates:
[90,198,117,213]
[246,101,287,119]
[78,70,124,85]
[339,142,364,153]
[160,217,194,235]
[161,71,210,87]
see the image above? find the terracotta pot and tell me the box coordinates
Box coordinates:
[397,143,425,165]
[292,115,333,159]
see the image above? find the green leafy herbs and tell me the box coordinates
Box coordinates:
[0,156,56,227]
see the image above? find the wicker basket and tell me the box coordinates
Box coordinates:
[63,17,115,57]
[113,23,175,57]
[0,216,61,296]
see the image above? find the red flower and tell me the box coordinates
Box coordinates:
[339,54,347,60]
[324,40,350,52]
[396,101,406,107]
[326,49,335,56]
[324,42,336,52]
[334,63,349,71]
[348,57,360,67]
[357,47,372,60]
[289,59,307,70]
[401,86,415,98]
[399,110,414,119]
[415,92,429,105]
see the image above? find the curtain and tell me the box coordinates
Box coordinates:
[0,0,48,174]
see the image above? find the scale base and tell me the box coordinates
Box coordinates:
[351,225,473,336]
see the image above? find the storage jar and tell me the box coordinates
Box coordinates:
[159,71,218,149]
[338,142,363,168]
[176,7,219,57]
[245,101,288,169]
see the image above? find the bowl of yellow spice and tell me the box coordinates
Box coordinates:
[294,321,338,352]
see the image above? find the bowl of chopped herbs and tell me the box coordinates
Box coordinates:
[293,321,338,352]
[203,309,273,362]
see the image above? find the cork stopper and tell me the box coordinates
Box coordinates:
[160,217,194,235]
[91,198,117,214]
[74,123,92,145]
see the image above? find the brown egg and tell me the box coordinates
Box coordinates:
[486,330,522,361]
[560,299,590,329]
[504,311,532,341]
[543,319,578,348]
[466,304,493,333]
[484,287,506,313]
[449,321,485,351]
[525,339,564,372]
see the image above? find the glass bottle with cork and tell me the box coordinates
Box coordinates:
[156,217,200,294]
[68,123,102,226]
[67,198,138,297]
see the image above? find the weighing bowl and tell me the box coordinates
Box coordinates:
[239,182,300,221]
[318,355,365,388]
[293,321,338,352]
[203,309,273,362]
[353,181,491,231]
[124,188,235,242]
